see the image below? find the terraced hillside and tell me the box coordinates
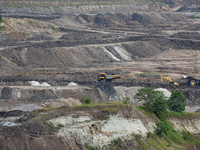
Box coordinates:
[0,0,199,14]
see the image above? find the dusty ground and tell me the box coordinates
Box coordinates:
[1,4,200,150]
[0,11,200,109]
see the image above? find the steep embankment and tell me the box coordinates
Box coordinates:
[1,102,200,149]
[0,102,156,150]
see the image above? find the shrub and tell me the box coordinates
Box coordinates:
[122,96,132,105]
[155,122,170,137]
[168,91,186,112]
[80,96,92,104]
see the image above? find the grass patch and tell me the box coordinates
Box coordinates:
[135,106,157,119]
[44,122,55,132]
[42,107,60,111]
[84,143,98,150]
[168,111,200,119]
[26,19,36,27]
[69,101,132,109]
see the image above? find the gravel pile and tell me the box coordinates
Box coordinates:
[28,81,51,87]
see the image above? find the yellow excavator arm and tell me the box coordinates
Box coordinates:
[160,75,179,86]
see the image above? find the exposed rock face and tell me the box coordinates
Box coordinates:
[114,86,142,105]
[48,106,155,149]
[169,118,200,134]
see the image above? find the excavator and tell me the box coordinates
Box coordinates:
[160,75,179,86]
[98,73,121,83]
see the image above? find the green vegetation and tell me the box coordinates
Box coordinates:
[26,19,36,27]
[44,122,55,132]
[134,87,200,149]
[135,88,186,119]
[155,121,170,137]
[84,143,98,150]
[0,24,6,30]
[80,96,92,104]
[168,91,186,112]
[42,106,60,111]
[134,87,168,117]
[122,96,132,105]
[0,14,2,23]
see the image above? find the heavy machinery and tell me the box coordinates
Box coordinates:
[185,74,200,86]
[98,73,121,83]
[160,75,179,86]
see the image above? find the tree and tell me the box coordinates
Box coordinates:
[152,96,168,118]
[134,87,167,112]
[168,91,186,112]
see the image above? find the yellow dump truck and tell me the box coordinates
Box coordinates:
[186,74,200,86]
[98,73,121,83]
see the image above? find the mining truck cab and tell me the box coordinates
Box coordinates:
[98,73,107,82]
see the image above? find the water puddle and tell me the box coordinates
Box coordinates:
[0,121,20,127]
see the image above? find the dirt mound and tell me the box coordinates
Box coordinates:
[155,88,171,98]
[170,32,200,40]
[5,31,30,40]
[94,13,128,25]
[131,13,149,24]
[76,14,93,23]
[122,42,162,58]
[77,12,188,26]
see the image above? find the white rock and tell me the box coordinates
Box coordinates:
[183,75,187,78]
[40,82,51,87]
[155,88,171,99]
[28,81,40,86]
[67,82,78,87]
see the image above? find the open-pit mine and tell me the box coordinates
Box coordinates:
[1,0,200,149]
